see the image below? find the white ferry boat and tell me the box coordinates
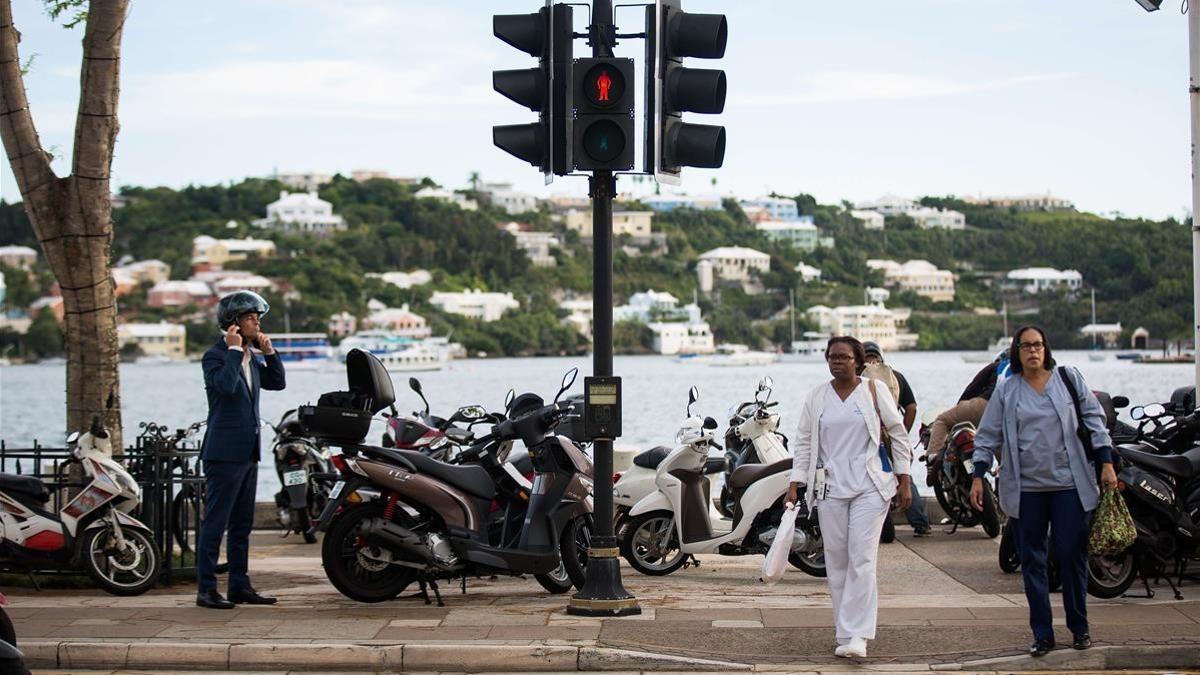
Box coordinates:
[377,343,448,372]
[708,344,779,368]
[272,333,334,370]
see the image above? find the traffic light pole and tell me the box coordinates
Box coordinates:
[568,0,641,617]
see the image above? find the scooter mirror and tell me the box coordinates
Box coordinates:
[505,388,516,410]
[1130,406,1146,421]
[408,377,422,394]
[1143,403,1167,418]
[703,416,719,430]
[1113,396,1130,409]
[66,431,80,445]
[687,386,699,416]
[758,376,773,391]
[554,367,579,403]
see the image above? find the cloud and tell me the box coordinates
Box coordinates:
[740,71,1077,106]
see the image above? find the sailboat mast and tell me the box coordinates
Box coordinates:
[1091,288,1097,348]
[789,288,796,344]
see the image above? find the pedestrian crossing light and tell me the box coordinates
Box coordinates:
[644,0,728,185]
[573,57,635,171]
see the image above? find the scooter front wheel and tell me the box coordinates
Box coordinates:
[535,515,591,593]
[81,526,161,596]
[620,512,686,576]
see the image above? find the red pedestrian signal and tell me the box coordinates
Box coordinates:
[573,57,634,171]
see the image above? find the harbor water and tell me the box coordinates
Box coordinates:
[0,351,1191,496]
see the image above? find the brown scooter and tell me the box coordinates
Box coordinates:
[308,354,593,603]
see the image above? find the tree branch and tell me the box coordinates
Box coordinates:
[70,0,128,185]
[0,0,56,197]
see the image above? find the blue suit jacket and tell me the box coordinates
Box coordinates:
[200,337,286,462]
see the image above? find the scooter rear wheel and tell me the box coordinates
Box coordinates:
[620,512,687,576]
[321,502,417,603]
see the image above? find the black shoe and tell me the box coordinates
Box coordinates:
[913,525,933,537]
[1029,638,1056,657]
[196,589,235,610]
[228,587,277,605]
[1072,633,1091,650]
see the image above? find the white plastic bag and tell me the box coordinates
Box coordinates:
[760,503,799,585]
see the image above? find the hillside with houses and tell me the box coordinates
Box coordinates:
[0,172,1189,362]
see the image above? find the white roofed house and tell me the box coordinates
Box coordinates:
[147,280,215,309]
[117,322,186,360]
[1004,267,1083,295]
[867,259,956,302]
[795,262,823,283]
[740,196,800,221]
[850,210,886,230]
[253,190,346,236]
[367,270,433,290]
[211,274,276,297]
[698,246,771,295]
[485,188,539,215]
[362,303,432,338]
[191,235,276,271]
[756,218,819,252]
[1080,322,1123,349]
[414,186,479,211]
[648,321,715,355]
[116,259,171,286]
[430,289,520,322]
[0,245,38,270]
[501,223,559,268]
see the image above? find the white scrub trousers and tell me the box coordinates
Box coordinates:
[817,491,890,643]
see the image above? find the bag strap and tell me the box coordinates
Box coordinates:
[867,378,882,422]
[1057,367,1088,444]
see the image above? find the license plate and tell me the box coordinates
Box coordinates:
[283,470,307,487]
[329,480,345,500]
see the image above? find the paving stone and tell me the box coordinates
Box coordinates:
[487,624,601,640]
[441,608,548,626]
[656,608,763,622]
[372,625,496,641]
[712,620,764,628]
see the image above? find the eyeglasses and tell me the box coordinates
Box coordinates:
[826,354,855,363]
[1018,341,1045,352]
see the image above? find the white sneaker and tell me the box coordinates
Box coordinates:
[838,637,867,658]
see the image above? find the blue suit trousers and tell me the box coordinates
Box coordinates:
[197,460,258,593]
[1016,489,1092,641]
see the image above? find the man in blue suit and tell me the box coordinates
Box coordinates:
[196,291,286,609]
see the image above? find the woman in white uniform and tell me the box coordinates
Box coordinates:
[787,336,914,658]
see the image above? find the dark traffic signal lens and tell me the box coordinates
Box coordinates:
[581,120,626,163]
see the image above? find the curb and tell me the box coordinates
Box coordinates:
[20,640,753,672]
[20,639,1200,672]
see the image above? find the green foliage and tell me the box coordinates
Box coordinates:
[614,320,654,354]
[25,308,63,357]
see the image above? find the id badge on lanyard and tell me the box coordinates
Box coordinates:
[814,465,829,500]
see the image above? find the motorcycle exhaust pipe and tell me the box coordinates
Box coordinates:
[360,518,435,565]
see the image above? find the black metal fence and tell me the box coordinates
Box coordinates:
[0,424,206,585]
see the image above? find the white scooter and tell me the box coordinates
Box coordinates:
[619,387,825,577]
[0,416,161,595]
[715,377,790,517]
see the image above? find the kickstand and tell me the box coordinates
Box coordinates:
[427,577,444,607]
[682,554,700,569]
[461,575,467,595]
[1168,563,1186,601]
[1127,574,1155,599]
[26,571,41,592]
[946,511,961,535]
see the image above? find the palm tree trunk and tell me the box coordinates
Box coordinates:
[0,0,128,448]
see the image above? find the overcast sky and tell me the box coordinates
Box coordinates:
[0,0,1191,220]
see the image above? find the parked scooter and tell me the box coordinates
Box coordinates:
[918,418,1001,538]
[0,416,161,595]
[1087,402,1200,600]
[714,377,790,518]
[620,387,825,577]
[268,409,333,543]
[310,351,593,602]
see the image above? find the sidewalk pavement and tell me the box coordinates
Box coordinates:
[6,527,1200,673]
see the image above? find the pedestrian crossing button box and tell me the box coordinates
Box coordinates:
[583,376,621,440]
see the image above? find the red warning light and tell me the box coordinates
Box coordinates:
[583,63,624,108]
[595,70,612,103]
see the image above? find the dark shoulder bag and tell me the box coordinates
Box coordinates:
[1058,366,1102,480]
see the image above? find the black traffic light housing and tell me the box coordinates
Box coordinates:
[644,0,728,184]
[572,57,635,171]
[493,4,574,178]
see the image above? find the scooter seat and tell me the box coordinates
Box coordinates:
[388,448,496,500]
[728,458,792,490]
[632,446,672,469]
[0,473,49,503]
[1118,445,1200,479]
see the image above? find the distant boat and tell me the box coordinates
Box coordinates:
[1115,352,1142,360]
[135,354,176,365]
[1135,353,1195,364]
[377,343,448,372]
[709,344,778,368]
[779,332,827,363]
[962,337,1011,364]
[273,333,334,369]
[1088,351,1107,362]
